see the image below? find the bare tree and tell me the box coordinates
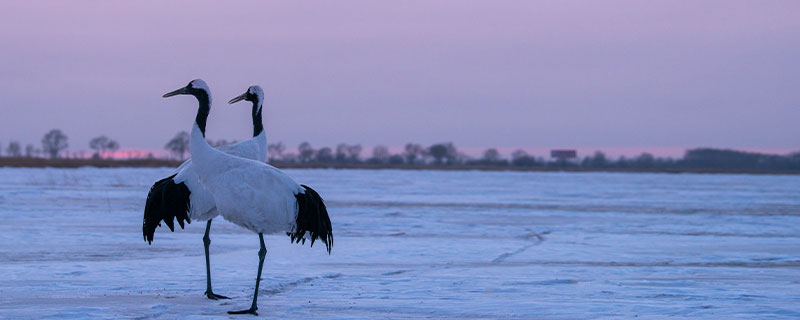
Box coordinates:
[347,144,362,163]
[370,145,390,163]
[281,152,298,162]
[388,154,405,165]
[316,147,334,162]
[106,140,119,158]
[634,153,655,168]
[298,142,314,163]
[482,148,502,164]
[90,136,109,158]
[89,135,119,159]
[445,143,458,164]
[42,129,68,159]
[582,151,608,168]
[268,142,285,161]
[334,143,362,163]
[165,131,190,160]
[511,149,539,167]
[25,144,35,158]
[428,143,457,164]
[6,141,21,157]
[335,144,349,163]
[404,143,423,164]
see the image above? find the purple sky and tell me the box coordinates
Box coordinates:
[1,1,798,158]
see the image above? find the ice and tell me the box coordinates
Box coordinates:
[1,168,799,319]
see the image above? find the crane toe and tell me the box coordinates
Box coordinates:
[227,307,258,315]
[204,291,230,300]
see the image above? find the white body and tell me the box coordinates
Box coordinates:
[190,123,303,234]
[173,131,267,221]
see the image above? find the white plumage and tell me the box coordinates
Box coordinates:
[143,82,272,302]
[172,133,266,221]
[146,79,331,315]
[170,85,267,222]
[143,82,268,239]
[189,122,302,233]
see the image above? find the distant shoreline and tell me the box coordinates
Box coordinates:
[1,157,798,175]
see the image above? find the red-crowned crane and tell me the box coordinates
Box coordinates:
[143,82,267,300]
[160,79,332,315]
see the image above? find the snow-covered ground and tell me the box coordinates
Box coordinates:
[0,168,799,319]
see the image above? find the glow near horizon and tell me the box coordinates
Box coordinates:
[0,1,798,157]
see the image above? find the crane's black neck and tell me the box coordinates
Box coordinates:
[252,101,263,137]
[194,92,211,137]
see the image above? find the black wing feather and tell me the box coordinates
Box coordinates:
[289,185,333,253]
[142,174,191,244]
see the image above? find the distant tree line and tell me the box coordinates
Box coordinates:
[256,142,800,172]
[264,142,468,166]
[1,129,123,160]
[2,129,209,161]
[2,129,72,159]
[3,130,799,172]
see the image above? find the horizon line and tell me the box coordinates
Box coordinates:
[6,145,798,160]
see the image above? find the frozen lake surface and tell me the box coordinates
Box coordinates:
[1,168,799,319]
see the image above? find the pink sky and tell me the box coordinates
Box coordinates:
[1,1,798,158]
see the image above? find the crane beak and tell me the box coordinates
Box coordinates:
[228,92,247,104]
[162,87,188,98]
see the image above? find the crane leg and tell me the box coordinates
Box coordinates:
[228,233,266,315]
[203,219,229,300]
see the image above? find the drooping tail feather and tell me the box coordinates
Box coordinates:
[289,185,333,253]
[143,174,191,244]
